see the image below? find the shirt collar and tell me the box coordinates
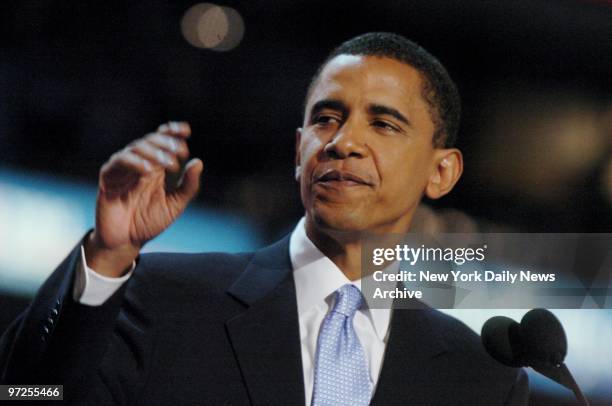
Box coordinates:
[289,217,393,342]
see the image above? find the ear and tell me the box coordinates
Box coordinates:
[294,128,302,182]
[425,148,463,199]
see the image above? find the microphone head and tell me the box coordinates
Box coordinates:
[481,316,525,367]
[520,308,567,366]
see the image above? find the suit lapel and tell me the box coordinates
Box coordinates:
[370,303,449,405]
[224,237,453,406]
[225,235,306,406]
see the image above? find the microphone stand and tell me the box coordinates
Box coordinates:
[530,361,590,406]
[560,364,590,406]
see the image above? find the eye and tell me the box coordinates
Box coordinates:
[372,120,400,133]
[313,114,341,126]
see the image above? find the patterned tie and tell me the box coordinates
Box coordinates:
[311,284,373,406]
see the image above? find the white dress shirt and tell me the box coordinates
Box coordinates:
[74,217,395,405]
[73,245,134,306]
[290,217,394,405]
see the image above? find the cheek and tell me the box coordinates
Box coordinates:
[376,147,432,201]
[298,136,324,204]
[299,137,324,178]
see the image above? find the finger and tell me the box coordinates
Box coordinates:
[157,121,191,139]
[100,151,152,193]
[175,158,204,201]
[105,150,153,175]
[145,132,189,160]
[128,140,179,171]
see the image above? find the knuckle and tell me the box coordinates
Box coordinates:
[172,140,188,157]
[123,147,136,158]
[179,122,191,133]
[124,143,138,153]
[110,151,127,164]
[160,134,174,148]
[145,132,158,141]
[100,161,112,174]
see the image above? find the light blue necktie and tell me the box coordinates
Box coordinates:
[311,284,373,406]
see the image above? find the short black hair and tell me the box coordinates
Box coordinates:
[305,32,460,148]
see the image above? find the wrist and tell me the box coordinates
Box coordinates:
[84,231,140,278]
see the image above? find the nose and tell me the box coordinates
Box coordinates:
[323,119,368,159]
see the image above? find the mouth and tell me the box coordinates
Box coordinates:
[315,169,373,187]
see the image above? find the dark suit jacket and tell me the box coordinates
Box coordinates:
[1,234,528,405]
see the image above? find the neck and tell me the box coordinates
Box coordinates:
[304,215,412,281]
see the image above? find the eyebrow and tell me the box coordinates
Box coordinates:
[368,104,411,127]
[309,99,349,120]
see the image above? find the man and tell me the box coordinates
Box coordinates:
[1,32,528,405]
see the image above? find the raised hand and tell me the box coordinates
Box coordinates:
[84,122,204,277]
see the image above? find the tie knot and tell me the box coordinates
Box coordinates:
[332,284,363,317]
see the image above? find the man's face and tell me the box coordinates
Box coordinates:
[296,54,439,234]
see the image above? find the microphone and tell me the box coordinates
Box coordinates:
[481,309,590,406]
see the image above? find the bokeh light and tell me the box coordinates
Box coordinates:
[181,3,245,51]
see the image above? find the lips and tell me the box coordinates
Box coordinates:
[315,169,373,186]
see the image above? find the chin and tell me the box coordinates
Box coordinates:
[310,203,369,232]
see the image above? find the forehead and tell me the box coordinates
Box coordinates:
[307,54,426,113]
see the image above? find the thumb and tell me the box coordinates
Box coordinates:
[175,158,204,201]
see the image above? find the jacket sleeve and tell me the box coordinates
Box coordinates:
[504,368,530,406]
[0,233,157,405]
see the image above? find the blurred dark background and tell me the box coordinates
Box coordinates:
[1,0,610,239]
[0,0,611,404]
